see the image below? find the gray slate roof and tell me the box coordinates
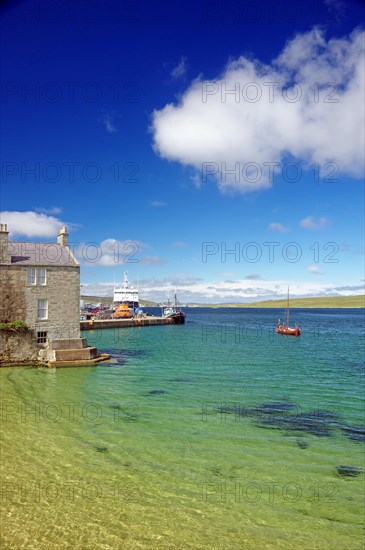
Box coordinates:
[8,242,79,267]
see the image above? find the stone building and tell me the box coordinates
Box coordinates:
[0,224,107,366]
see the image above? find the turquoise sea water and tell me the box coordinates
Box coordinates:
[1,308,364,549]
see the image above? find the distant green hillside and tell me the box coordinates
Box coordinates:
[139,299,159,307]
[81,294,364,308]
[200,295,365,309]
[81,295,113,305]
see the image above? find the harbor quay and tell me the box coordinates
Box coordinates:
[80,316,175,330]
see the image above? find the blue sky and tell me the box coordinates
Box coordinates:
[1,0,364,303]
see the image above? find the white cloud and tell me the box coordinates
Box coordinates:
[76,240,163,267]
[0,210,76,238]
[306,265,323,275]
[268,222,291,233]
[80,276,364,303]
[324,0,345,20]
[149,200,167,207]
[34,206,63,215]
[152,28,364,193]
[76,238,144,267]
[189,173,203,188]
[171,57,188,79]
[101,113,117,133]
[81,282,116,298]
[140,256,164,265]
[245,273,261,280]
[339,242,365,255]
[217,271,236,278]
[300,216,330,230]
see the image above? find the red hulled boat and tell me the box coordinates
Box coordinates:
[276,287,301,337]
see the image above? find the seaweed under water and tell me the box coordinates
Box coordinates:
[216,400,345,438]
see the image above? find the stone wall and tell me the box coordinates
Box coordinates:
[24,265,80,339]
[0,266,26,323]
[0,265,80,340]
[0,330,39,366]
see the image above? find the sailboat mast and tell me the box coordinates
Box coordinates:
[286,286,290,326]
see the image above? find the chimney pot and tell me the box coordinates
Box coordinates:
[57,226,69,247]
[0,223,10,263]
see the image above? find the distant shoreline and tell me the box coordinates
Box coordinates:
[81,294,364,309]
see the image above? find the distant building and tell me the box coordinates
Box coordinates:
[0,224,107,366]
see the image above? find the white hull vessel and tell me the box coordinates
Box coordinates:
[162,291,186,324]
[113,272,139,309]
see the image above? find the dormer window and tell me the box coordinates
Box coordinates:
[27,268,47,286]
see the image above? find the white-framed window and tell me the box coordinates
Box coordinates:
[37,268,46,285]
[27,268,36,285]
[37,299,48,320]
[27,268,47,286]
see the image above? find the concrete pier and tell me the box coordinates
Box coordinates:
[80,316,175,330]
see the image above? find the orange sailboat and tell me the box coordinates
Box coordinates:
[276,287,301,337]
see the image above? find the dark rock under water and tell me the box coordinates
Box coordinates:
[216,400,298,419]
[288,411,339,436]
[216,400,342,438]
[257,409,340,437]
[336,465,362,477]
[254,401,297,415]
[95,446,108,453]
[109,403,139,421]
[340,425,365,443]
[101,349,147,365]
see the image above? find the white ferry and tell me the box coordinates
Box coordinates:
[113,272,139,309]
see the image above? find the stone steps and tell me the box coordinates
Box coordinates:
[50,338,88,350]
[49,353,110,367]
[54,347,98,361]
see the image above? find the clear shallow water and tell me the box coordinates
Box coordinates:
[1,308,364,549]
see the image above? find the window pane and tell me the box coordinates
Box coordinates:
[37,299,48,320]
[27,268,36,285]
[37,268,46,285]
[37,331,47,344]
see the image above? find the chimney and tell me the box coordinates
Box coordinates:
[57,226,69,247]
[0,223,11,264]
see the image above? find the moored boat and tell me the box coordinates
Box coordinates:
[113,303,133,319]
[162,291,186,324]
[276,287,301,337]
[113,272,139,311]
[276,324,301,336]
